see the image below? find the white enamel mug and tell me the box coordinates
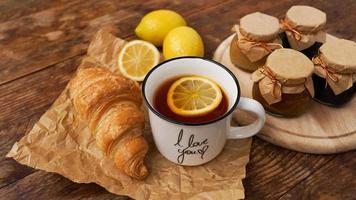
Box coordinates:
[142,57,265,166]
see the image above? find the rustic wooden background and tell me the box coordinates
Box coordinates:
[0,0,355,199]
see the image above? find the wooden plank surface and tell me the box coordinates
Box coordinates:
[0,0,229,85]
[0,0,355,199]
[279,151,356,200]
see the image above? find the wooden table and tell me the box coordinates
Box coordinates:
[1,0,355,199]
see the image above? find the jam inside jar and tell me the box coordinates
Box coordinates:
[279,32,322,59]
[229,35,266,72]
[252,83,312,117]
[251,48,315,118]
[312,74,355,106]
[230,12,281,73]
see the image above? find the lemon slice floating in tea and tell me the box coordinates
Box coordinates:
[118,40,160,81]
[167,76,223,117]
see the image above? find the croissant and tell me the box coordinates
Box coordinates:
[69,66,149,179]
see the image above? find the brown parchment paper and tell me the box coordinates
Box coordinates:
[7,29,252,200]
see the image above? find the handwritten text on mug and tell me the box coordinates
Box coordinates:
[174,129,209,164]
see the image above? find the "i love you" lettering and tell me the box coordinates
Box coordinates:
[174,129,209,164]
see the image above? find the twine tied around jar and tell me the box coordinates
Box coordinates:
[280,19,302,41]
[232,25,283,62]
[252,66,314,105]
[259,66,283,99]
[312,55,339,87]
[238,37,283,53]
[312,54,356,95]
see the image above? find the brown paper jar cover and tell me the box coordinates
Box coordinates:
[229,34,266,72]
[312,39,356,106]
[230,12,282,72]
[252,48,314,117]
[281,5,326,51]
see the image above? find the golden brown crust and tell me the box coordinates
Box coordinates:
[70,67,141,121]
[96,102,145,152]
[69,66,149,179]
[114,132,149,179]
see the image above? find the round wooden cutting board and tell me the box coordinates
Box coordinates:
[213,34,356,154]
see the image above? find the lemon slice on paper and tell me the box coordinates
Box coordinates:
[167,76,223,117]
[118,40,160,81]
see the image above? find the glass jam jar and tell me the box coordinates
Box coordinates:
[252,83,311,117]
[230,12,282,72]
[312,39,356,106]
[252,48,314,117]
[280,5,326,59]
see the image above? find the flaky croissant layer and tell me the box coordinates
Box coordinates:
[69,66,149,179]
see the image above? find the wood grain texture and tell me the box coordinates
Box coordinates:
[0,170,130,200]
[0,0,229,85]
[244,138,336,199]
[0,55,82,127]
[214,34,356,154]
[0,0,74,23]
[279,150,356,200]
[1,0,356,199]
[0,117,40,188]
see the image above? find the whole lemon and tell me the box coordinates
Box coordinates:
[163,26,204,60]
[135,10,186,46]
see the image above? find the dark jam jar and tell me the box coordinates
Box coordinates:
[312,74,354,106]
[230,12,282,72]
[280,6,326,59]
[312,39,356,106]
[280,32,322,59]
[252,48,314,117]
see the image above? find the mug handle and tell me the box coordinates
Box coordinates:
[227,97,265,139]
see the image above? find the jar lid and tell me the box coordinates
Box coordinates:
[266,48,314,80]
[319,39,356,72]
[286,5,326,32]
[240,12,280,41]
